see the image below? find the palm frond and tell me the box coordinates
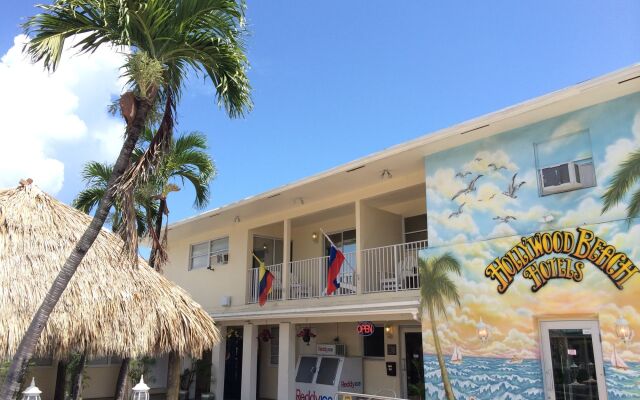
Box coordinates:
[625,188,640,221]
[602,149,640,214]
[72,187,106,214]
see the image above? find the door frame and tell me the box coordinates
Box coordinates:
[399,325,423,399]
[539,319,607,400]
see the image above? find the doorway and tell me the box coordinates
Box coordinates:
[540,319,607,400]
[224,326,244,400]
[400,327,425,400]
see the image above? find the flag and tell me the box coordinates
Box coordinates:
[327,244,345,295]
[258,260,274,306]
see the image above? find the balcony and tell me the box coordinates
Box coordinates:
[247,240,426,304]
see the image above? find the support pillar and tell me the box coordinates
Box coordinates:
[355,199,363,295]
[283,219,292,300]
[277,322,296,400]
[211,325,227,400]
[241,323,258,400]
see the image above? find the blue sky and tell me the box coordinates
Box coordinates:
[1,1,639,223]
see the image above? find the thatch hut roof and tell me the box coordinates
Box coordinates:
[0,182,219,360]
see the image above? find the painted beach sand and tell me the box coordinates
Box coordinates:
[424,355,640,399]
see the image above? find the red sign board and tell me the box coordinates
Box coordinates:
[357,321,375,336]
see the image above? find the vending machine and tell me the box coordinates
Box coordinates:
[294,355,363,399]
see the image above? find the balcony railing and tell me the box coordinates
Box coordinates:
[288,252,356,300]
[246,240,426,304]
[361,240,427,293]
[247,263,283,304]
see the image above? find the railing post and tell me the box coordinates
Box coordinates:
[282,219,291,300]
[393,244,399,291]
[355,199,363,295]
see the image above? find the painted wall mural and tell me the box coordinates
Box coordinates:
[421,93,640,399]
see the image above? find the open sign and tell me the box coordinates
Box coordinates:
[357,321,375,336]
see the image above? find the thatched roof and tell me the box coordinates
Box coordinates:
[0,182,219,360]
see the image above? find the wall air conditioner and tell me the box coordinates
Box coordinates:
[540,160,595,195]
[316,343,346,356]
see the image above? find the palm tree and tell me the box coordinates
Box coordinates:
[1,1,251,397]
[73,161,156,238]
[419,253,462,400]
[602,149,640,218]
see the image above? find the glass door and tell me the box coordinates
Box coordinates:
[540,320,607,400]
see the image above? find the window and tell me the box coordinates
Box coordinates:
[324,229,356,255]
[252,236,283,268]
[189,237,229,270]
[270,326,279,365]
[404,214,427,244]
[363,326,385,357]
[534,131,596,196]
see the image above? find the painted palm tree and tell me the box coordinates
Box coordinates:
[602,149,640,218]
[2,1,251,397]
[419,253,462,400]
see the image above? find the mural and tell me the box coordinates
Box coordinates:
[421,93,640,399]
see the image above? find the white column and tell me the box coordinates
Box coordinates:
[277,322,296,400]
[241,323,258,400]
[355,199,363,295]
[282,219,292,300]
[211,325,227,399]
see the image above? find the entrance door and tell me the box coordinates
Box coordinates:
[540,320,607,400]
[224,327,243,400]
[401,328,425,400]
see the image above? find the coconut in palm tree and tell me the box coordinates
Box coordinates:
[419,253,462,400]
[1,1,251,397]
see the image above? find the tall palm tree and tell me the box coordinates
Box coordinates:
[601,149,640,219]
[419,253,462,400]
[1,1,251,397]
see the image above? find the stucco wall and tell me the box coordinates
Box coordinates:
[359,202,403,250]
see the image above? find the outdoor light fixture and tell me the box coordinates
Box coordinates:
[477,318,490,344]
[311,232,319,242]
[381,169,393,180]
[616,316,634,344]
[21,378,42,400]
[384,324,394,338]
[131,375,150,400]
[233,216,241,223]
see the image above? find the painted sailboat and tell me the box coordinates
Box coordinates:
[451,345,462,365]
[611,346,629,371]
[506,355,523,364]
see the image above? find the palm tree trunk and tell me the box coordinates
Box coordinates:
[428,303,456,400]
[148,198,165,271]
[70,352,86,400]
[113,357,131,400]
[167,351,181,400]
[0,96,154,400]
[53,360,67,400]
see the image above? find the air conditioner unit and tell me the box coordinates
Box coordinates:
[540,161,595,195]
[316,343,346,356]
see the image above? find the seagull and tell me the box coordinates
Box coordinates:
[451,175,483,200]
[503,173,526,198]
[448,203,466,219]
[493,215,517,223]
[455,171,472,179]
[474,157,483,162]
[488,163,507,172]
[478,193,497,202]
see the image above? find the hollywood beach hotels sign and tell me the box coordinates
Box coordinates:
[485,228,639,293]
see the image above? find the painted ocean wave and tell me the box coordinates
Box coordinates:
[424,356,640,400]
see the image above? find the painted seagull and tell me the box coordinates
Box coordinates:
[503,173,526,198]
[474,157,483,162]
[451,175,483,200]
[493,215,517,223]
[478,193,497,202]
[448,202,466,219]
[455,171,472,179]
[488,163,507,172]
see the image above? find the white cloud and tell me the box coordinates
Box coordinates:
[0,35,127,194]
[597,110,640,188]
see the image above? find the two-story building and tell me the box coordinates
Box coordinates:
[164,64,640,400]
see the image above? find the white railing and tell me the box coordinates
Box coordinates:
[361,240,427,293]
[288,252,357,300]
[247,263,283,304]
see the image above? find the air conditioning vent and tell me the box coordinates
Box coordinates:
[540,161,595,195]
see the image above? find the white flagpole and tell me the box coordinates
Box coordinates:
[319,228,356,274]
